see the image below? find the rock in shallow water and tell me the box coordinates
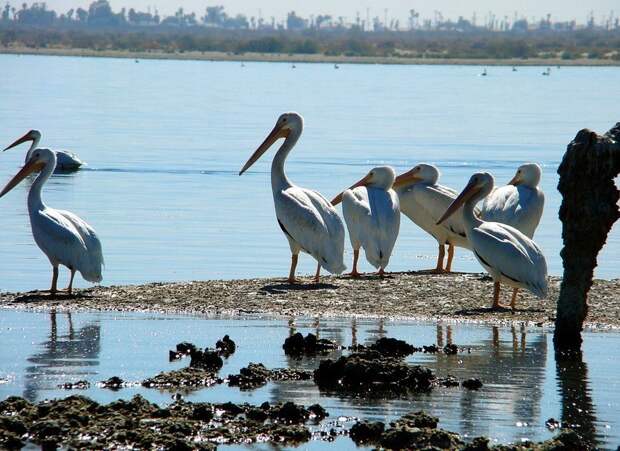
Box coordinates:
[283,332,340,356]
[0,395,323,449]
[314,350,435,395]
[228,362,312,390]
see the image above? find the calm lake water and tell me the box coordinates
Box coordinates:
[0,54,618,291]
[0,311,618,449]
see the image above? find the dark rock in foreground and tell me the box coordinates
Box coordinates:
[99,376,124,390]
[142,367,223,390]
[314,350,434,396]
[189,349,223,370]
[216,334,236,356]
[283,332,340,356]
[349,411,591,450]
[462,378,483,390]
[228,363,312,390]
[58,380,90,390]
[0,395,322,449]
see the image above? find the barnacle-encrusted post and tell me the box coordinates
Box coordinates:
[554,123,620,349]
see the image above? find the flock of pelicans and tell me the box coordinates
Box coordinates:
[1,113,546,310]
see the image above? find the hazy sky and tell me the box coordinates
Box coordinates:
[40,0,617,24]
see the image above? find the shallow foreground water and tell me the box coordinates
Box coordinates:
[0,54,618,292]
[0,310,618,449]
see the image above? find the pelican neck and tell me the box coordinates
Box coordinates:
[271,128,301,191]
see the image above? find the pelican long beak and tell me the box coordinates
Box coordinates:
[437,181,479,225]
[508,174,521,186]
[0,159,43,198]
[3,132,34,152]
[239,123,289,175]
[393,170,422,188]
[331,173,372,205]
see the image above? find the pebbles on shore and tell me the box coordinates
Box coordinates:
[3,273,617,328]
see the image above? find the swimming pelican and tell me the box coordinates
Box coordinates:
[4,130,84,172]
[0,148,103,294]
[437,172,547,309]
[331,167,400,277]
[239,112,346,284]
[480,163,544,239]
[393,164,477,273]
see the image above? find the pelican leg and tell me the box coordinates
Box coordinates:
[492,281,504,309]
[314,263,321,284]
[349,249,361,278]
[445,244,455,273]
[288,254,299,284]
[431,244,446,274]
[510,288,520,309]
[66,269,76,295]
[50,266,59,295]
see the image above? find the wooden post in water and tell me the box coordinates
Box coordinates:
[554,123,620,349]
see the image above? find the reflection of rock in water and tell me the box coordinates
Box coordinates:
[555,349,597,448]
[23,312,101,402]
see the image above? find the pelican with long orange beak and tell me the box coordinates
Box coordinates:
[331,167,400,277]
[437,172,547,309]
[239,112,345,284]
[481,163,545,239]
[4,130,84,172]
[393,163,477,273]
[0,148,103,294]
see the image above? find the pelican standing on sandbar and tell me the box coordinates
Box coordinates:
[437,172,547,309]
[0,148,103,294]
[5,130,84,172]
[331,167,400,277]
[393,164,477,273]
[481,163,544,238]
[239,112,346,284]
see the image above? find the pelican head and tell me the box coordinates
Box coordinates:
[0,148,55,198]
[508,163,541,188]
[331,166,395,205]
[3,129,41,152]
[239,112,303,175]
[437,172,494,225]
[393,163,439,188]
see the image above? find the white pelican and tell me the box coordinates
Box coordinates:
[0,148,103,294]
[480,163,544,239]
[4,130,84,172]
[331,167,400,277]
[239,112,346,284]
[393,164,478,273]
[437,172,547,309]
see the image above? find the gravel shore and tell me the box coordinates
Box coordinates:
[1,272,619,327]
[2,47,619,66]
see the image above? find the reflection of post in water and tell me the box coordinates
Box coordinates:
[555,349,597,448]
[288,317,295,337]
[23,312,101,402]
[436,325,453,347]
[351,318,358,348]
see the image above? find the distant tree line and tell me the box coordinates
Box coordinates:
[1,1,619,60]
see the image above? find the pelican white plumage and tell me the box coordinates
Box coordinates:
[393,164,478,273]
[331,167,400,277]
[480,163,544,239]
[437,172,547,309]
[4,130,84,172]
[0,148,103,294]
[239,112,346,284]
